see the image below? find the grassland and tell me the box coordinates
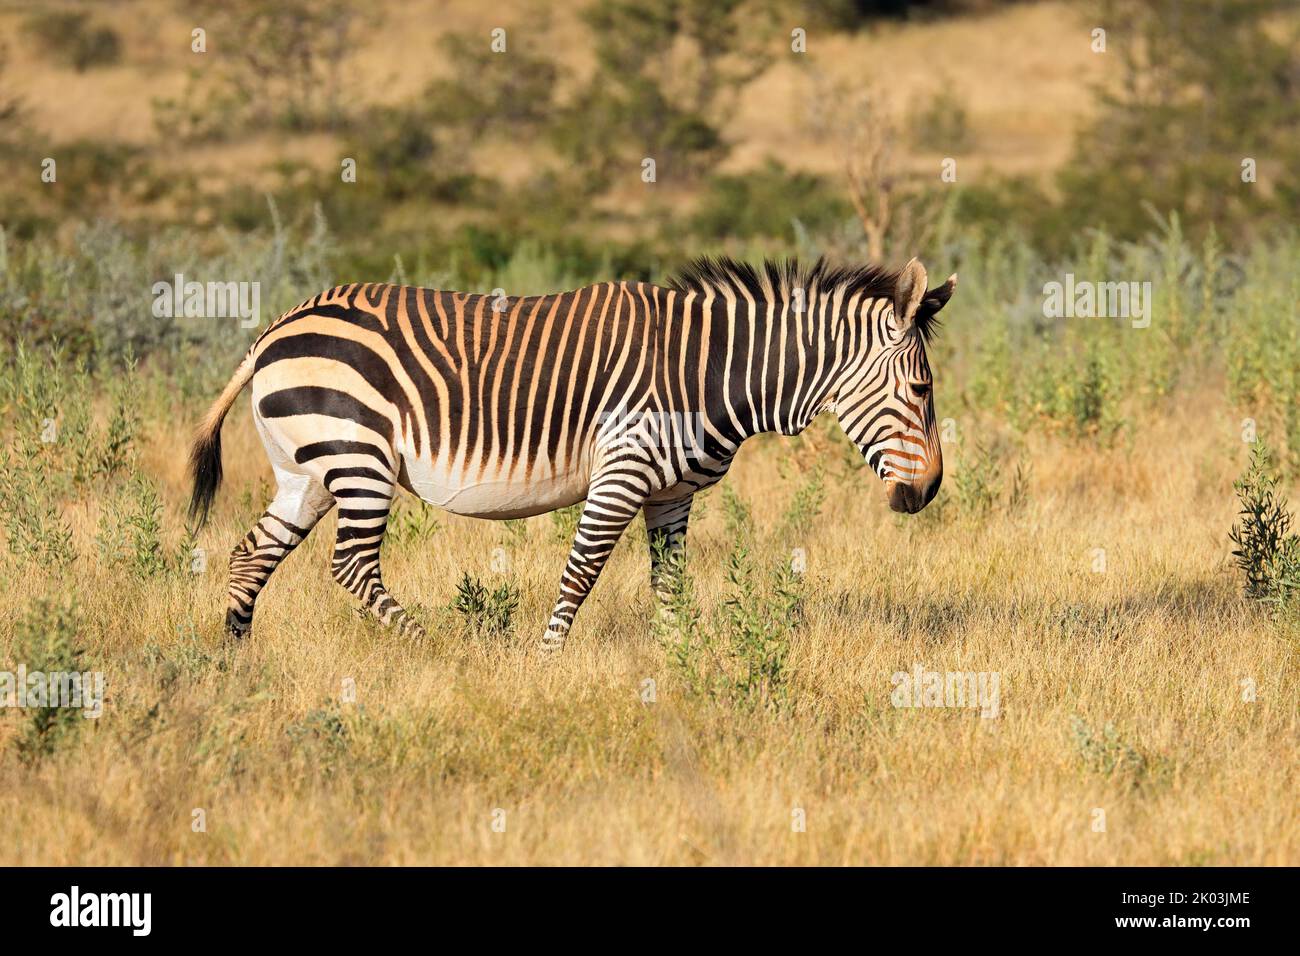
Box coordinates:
[0,0,1295,868]
[0,281,1296,865]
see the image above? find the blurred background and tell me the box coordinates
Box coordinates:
[0,0,1298,452]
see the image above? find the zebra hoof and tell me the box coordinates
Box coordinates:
[538,630,567,656]
[223,609,251,640]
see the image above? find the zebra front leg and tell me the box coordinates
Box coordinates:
[328,475,427,641]
[644,496,693,608]
[540,473,650,655]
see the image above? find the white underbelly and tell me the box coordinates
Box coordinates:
[401,454,589,519]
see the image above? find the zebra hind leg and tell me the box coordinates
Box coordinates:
[328,476,427,640]
[226,475,334,639]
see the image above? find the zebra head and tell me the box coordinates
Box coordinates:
[834,258,956,514]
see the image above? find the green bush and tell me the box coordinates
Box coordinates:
[0,441,76,572]
[954,440,1001,517]
[23,11,121,72]
[385,498,441,548]
[423,31,560,137]
[451,573,521,638]
[94,474,168,581]
[780,466,827,538]
[656,543,801,713]
[12,595,91,764]
[1055,0,1300,246]
[1230,442,1300,607]
[693,160,849,241]
[551,504,582,544]
[911,78,973,154]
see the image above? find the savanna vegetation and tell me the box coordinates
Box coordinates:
[0,0,1295,864]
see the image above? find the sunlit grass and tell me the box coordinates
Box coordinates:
[0,383,1295,864]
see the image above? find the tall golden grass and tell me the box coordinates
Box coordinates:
[0,382,1294,865]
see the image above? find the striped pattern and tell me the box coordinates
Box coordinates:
[188,256,955,651]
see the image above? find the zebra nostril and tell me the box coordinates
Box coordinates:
[887,481,912,514]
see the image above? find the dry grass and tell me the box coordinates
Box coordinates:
[0,386,1295,866]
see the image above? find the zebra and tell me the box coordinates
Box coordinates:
[187,255,955,652]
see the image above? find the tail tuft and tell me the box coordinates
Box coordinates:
[187,351,255,530]
[187,426,224,529]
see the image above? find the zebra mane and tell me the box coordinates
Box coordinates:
[668,256,944,344]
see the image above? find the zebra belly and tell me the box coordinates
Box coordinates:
[400,453,590,520]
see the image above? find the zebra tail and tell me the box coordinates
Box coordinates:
[187,350,255,529]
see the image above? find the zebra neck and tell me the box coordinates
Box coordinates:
[686,289,845,443]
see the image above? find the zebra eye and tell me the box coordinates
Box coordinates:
[911,381,932,399]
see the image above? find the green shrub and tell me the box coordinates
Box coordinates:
[954,440,1001,517]
[1229,441,1300,607]
[693,160,849,240]
[720,484,753,544]
[95,473,168,580]
[656,544,800,712]
[780,466,826,538]
[910,78,973,154]
[385,498,441,548]
[1069,350,1120,441]
[0,441,76,572]
[423,31,560,137]
[451,573,520,638]
[1029,345,1124,443]
[551,504,582,544]
[1070,715,1150,783]
[23,11,121,72]
[1055,0,1300,246]
[12,595,90,764]
[92,356,139,479]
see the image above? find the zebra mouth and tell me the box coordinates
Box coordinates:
[887,480,927,514]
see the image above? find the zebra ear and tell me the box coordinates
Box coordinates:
[920,274,958,319]
[894,257,929,329]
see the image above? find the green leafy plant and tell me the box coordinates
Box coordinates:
[655,543,801,713]
[720,484,753,543]
[0,441,76,571]
[95,473,168,580]
[1229,441,1300,606]
[93,356,140,480]
[551,504,582,544]
[1070,715,1150,784]
[386,497,442,548]
[780,466,826,537]
[451,573,520,638]
[954,440,1001,516]
[13,595,91,765]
